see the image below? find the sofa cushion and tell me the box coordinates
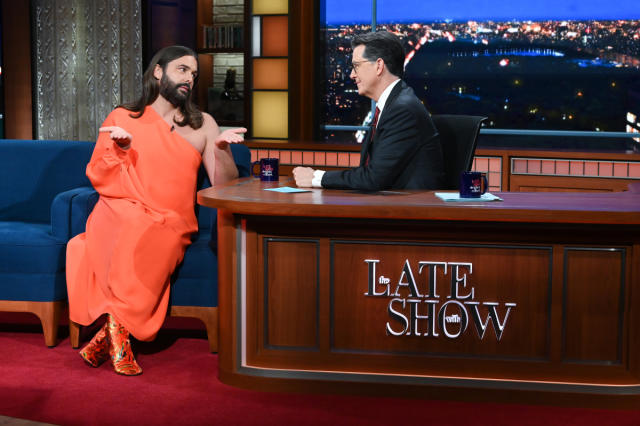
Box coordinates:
[0,221,68,301]
[170,238,218,307]
[0,221,66,273]
[0,272,67,301]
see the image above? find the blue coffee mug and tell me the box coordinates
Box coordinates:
[459,171,488,198]
[252,158,279,181]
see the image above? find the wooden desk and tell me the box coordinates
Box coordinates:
[198,178,640,406]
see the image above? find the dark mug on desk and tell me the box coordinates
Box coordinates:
[252,158,279,181]
[459,171,488,198]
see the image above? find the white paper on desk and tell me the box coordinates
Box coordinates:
[264,186,312,193]
[435,192,503,202]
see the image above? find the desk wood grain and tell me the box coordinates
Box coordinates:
[198,178,640,407]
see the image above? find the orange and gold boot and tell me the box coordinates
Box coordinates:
[79,322,110,367]
[106,314,142,376]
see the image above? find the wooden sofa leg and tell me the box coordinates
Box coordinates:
[69,320,81,349]
[41,301,64,347]
[170,306,218,352]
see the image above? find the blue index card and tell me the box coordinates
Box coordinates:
[264,186,313,193]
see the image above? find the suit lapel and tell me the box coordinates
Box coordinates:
[359,81,405,167]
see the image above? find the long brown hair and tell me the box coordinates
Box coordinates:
[121,45,203,129]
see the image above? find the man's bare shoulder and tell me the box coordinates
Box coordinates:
[200,112,219,130]
[197,112,220,139]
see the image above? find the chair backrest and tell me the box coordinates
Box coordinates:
[431,114,487,190]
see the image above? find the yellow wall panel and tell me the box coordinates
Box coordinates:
[252,0,288,15]
[253,58,288,90]
[253,91,288,139]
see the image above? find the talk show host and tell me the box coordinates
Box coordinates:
[293,31,444,191]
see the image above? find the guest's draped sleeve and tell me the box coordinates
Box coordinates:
[86,110,144,201]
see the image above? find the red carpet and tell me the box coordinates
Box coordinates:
[1,313,639,426]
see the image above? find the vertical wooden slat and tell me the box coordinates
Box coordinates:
[288,0,317,141]
[1,0,33,139]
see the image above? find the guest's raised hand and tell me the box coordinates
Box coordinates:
[99,126,132,149]
[215,127,247,149]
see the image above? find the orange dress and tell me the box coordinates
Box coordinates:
[66,106,201,341]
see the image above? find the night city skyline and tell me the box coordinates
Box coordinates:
[324,0,640,24]
[320,10,640,145]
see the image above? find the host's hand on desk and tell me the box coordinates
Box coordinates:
[293,166,315,187]
[215,127,247,149]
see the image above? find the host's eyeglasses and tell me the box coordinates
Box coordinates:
[351,60,372,73]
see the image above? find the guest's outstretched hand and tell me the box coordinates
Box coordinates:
[215,127,247,149]
[99,126,132,149]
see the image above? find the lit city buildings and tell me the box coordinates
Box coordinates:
[321,20,640,144]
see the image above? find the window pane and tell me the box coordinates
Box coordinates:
[320,0,374,142]
[376,0,640,133]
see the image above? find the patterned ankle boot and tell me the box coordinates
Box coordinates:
[106,314,142,376]
[79,322,110,367]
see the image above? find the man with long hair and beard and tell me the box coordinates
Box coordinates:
[66,45,246,375]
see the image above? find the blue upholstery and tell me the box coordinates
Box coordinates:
[0,138,250,348]
[56,143,251,308]
[0,140,95,303]
[170,144,251,308]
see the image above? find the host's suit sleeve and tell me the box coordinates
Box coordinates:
[321,93,434,191]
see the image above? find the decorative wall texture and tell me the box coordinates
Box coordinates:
[33,0,142,141]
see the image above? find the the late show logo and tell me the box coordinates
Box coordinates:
[262,165,274,176]
[364,259,516,340]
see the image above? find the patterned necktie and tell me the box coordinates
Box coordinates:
[365,107,380,166]
[370,106,381,140]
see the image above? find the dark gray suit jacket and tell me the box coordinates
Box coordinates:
[322,81,444,191]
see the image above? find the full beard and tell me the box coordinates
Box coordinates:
[160,75,191,108]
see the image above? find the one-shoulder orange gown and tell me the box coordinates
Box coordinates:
[66,106,202,341]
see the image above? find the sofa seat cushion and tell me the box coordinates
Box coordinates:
[170,238,218,307]
[0,221,68,301]
[0,271,67,301]
[0,221,67,273]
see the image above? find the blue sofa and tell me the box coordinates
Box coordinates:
[0,139,250,350]
[0,140,95,346]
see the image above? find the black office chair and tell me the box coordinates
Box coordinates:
[431,114,487,190]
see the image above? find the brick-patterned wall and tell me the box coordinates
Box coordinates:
[212,0,243,25]
[472,156,502,191]
[511,158,640,180]
[212,53,244,96]
[246,146,640,192]
[210,0,244,96]
[250,147,361,169]
[248,147,504,190]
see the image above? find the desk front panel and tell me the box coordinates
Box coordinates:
[229,216,638,393]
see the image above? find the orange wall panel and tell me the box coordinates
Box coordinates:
[262,16,288,56]
[253,58,288,89]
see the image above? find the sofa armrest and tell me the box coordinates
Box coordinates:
[51,186,99,241]
[231,144,251,178]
